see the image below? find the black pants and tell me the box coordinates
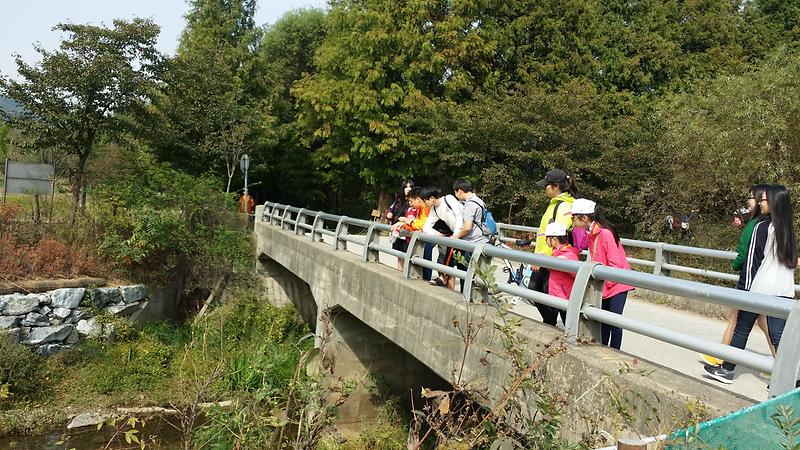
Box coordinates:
[601,291,628,350]
[723,310,785,371]
[530,269,565,326]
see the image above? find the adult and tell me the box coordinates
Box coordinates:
[452,179,491,292]
[568,199,633,350]
[421,187,464,289]
[703,184,776,367]
[704,185,797,384]
[386,180,415,256]
[531,169,583,326]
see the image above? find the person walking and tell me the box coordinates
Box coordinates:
[703,184,776,368]
[567,198,633,349]
[531,169,583,326]
[704,184,797,384]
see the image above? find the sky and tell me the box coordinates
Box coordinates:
[0,0,327,79]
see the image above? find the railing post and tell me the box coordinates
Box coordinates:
[564,260,603,344]
[769,301,800,397]
[310,212,323,242]
[363,223,381,262]
[463,243,490,303]
[281,207,291,229]
[270,203,281,225]
[653,243,671,277]
[334,217,349,250]
[295,208,305,235]
[403,233,425,279]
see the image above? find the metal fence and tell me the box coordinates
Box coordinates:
[258,202,800,398]
[496,223,800,293]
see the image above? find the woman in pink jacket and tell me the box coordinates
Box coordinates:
[567,199,633,349]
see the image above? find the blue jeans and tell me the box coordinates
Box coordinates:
[423,243,434,281]
[601,291,628,350]
[723,310,785,371]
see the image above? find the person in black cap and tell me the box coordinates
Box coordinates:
[529,168,583,327]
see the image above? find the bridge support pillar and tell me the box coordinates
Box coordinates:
[319,307,449,437]
[256,254,318,329]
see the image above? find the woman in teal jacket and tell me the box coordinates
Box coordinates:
[703,184,776,368]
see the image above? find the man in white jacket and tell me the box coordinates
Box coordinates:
[421,187,464,289]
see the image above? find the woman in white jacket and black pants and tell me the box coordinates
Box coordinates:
[704,184,797,384]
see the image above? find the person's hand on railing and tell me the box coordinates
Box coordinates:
[514,239,531,247]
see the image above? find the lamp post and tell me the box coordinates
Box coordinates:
[240,153,250,199]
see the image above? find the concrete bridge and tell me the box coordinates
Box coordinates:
[250,204,800,443]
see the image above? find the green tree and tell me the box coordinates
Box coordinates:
[251,8,328,207]
[0,122,9,159]
[635,48,800,233]
[0,20,162,222]
[292,0,499,210]
[151,0,272,193]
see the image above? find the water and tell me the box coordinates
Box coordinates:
[0,416,185,450]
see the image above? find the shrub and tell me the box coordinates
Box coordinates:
[0,339,52,406]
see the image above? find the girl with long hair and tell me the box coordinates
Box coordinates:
[387,180,415,270]
[703,184,777,368]
[568,199,634,350]
[704,184,797,384]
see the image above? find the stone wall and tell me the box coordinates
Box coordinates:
[0,285,149,355]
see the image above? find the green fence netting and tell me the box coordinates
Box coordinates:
[667,388,800,449]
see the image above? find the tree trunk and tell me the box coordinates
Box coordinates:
[377,188,392,223]
[33,194,41,224]
[69,153,89,225]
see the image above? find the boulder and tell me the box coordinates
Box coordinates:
[36,344,71,356]
[22,312,49,327]
[53,307,72,319]
[69,309,89,323]
[0,297,6,312]
[2,294,44,315]
[106,302,140,317]
[76,318,102,337]
[67,412,111,430]
[65,328,80,344]
[119,285,148,304]
[0,316,20,329]
[25,324,75,345]
[3,328,21,345]
[51,288,86,309]
[90,288,122,309]
[40,305,52,315]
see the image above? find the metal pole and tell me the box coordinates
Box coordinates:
[2,158,8,207]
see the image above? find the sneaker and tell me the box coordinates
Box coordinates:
[703,363,733,384]
[702,354,723,366]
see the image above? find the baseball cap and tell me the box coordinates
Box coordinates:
[536,169,568,188]
[544,222,567,237]
[565,198,596,215]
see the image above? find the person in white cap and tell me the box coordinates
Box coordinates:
[567,199,634,350]
[543,222,581,326]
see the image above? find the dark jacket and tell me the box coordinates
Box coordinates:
[736,216,770,291]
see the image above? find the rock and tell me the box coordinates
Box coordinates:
[106,302,140,317]
[25,324,75,345]
[65,329,80,344]
[69,309,89,322]
[51,288,86,309]
[119,285,148,304]
[76,318,102,337]
[2,294,44,315]
[3,328,21,345]
[53,307,72,319]
[90,288,121,309]
[49,317,64,326]
[0,316,20,329]
[0,297,6,312]
[67,412,112,430]
[36,344,70,356]
[21,312,48,327]
[40,305,52,315]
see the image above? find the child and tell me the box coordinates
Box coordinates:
[544,222,580,326]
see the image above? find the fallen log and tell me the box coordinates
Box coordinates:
[0,277,107,295]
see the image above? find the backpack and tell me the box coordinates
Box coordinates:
[468,199,498,237]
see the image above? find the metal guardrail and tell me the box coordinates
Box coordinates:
[257,202,800,397]
[495,223,800,292]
